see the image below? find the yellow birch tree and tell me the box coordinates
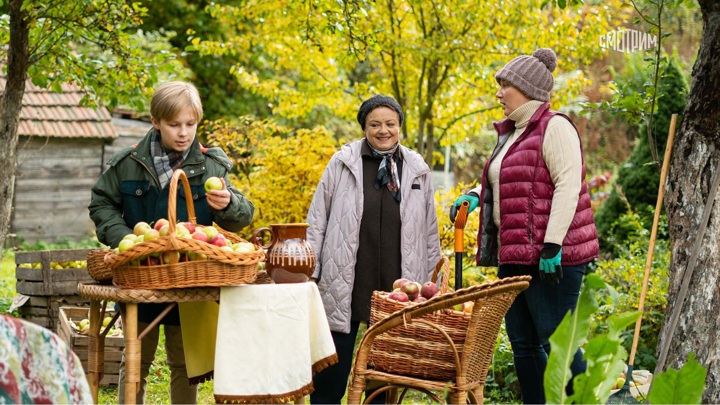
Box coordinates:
[191,0,629,165]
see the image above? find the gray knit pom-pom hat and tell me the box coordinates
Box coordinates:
[495,48,557,102]
[357,94,404,130]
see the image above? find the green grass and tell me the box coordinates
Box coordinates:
[97,327,215,404]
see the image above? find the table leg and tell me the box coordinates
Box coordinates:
[86,299,102,403]
[124,303,140,405]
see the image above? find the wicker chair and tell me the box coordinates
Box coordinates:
[347,276,531,404]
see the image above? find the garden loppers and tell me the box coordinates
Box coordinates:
[607,114,677,404]
[450,200,470,290]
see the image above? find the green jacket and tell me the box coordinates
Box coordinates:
[89,129,254,249]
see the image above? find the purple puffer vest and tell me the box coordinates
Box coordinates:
[476,103,599,267]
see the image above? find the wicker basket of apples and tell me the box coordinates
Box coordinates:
[104,169,265,290]
[367,257,474,381]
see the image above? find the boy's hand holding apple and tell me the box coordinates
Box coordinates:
[204,176,231,210]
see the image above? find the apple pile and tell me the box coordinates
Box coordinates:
[71,316,123,337]
[113,219,257,265]
[25,261,87,270]
[386,278,440,304]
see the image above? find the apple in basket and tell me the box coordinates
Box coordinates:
[176,223,191,237]
[154,218,170,231]
[118,238,135,253]
[191,230,209,243]
[187,251,207,261]
[421,281,439,299]
[143,228,160,242]
[133,221,152,236]
[388,291,409,302]
[182,221,196,233]
[162,251,180,264]
[209,234,227,247]
[413,296,427,303]
[203,226,220,241]
[401,281,421,301]
[233,242,256,253]
[392,278,410,290]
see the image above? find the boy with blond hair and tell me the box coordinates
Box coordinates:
[89,81,254,403]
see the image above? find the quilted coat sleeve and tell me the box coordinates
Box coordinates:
[424,174,442,279]
[306,156,338,280]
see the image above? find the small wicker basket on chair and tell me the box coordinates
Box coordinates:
[347,275,531,404]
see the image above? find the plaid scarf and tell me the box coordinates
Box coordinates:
[151,130,191,189]
[368,140,401,202]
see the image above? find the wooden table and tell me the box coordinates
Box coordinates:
[77,282,221,404]
[76,272,336,405]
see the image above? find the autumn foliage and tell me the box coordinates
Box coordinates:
[201,117,341,231]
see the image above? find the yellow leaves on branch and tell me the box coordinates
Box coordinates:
[192,0,630,164]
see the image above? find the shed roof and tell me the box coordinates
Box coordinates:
[0,77,118,139]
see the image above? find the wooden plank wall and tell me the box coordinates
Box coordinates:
[10,137,104,244]
[10,119,150,245]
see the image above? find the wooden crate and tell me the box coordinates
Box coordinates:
[15,249,95,296]
[58,306,124,386]
[16,295,91,330]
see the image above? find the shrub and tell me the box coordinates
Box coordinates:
[592,211,670,372]
[595,57,688,255]
[201,117,341,230]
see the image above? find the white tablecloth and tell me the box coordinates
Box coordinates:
[212,282,337,404]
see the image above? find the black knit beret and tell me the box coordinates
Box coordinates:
[356,94,404,130]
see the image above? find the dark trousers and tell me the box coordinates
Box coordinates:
[311,321,386,404]
[499,263,587,404]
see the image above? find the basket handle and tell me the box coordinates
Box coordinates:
[431,257,451,294]
[167,169,197,234]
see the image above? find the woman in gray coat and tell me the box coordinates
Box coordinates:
[306,94,442,404]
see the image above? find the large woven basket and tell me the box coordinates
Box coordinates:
[367,257,471,381]
[104,169,264,290]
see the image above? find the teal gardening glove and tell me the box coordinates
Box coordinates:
[449,193,480,222]
[539,243,563,285]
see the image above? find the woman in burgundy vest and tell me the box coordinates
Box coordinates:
[451,48,599,404]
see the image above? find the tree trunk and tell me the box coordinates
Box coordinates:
[656,0,720,401]
[0,0,30,252]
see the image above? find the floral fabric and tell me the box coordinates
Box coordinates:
[0,315,93,404]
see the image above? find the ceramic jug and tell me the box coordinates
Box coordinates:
[252,223,316,283]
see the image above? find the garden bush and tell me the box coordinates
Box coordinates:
[595,57,688,255]
[593,210,670,372]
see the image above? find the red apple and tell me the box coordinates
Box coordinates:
[401,281,421,301]
[154,218,170,231]
[392,278,410,290]
[388,291,409,302]
[148,256,161,266]
[209,234,227,247]
[413,296,427,303]
[421,281,439,299]
[191,230,208,243]
[183,221,196,233]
